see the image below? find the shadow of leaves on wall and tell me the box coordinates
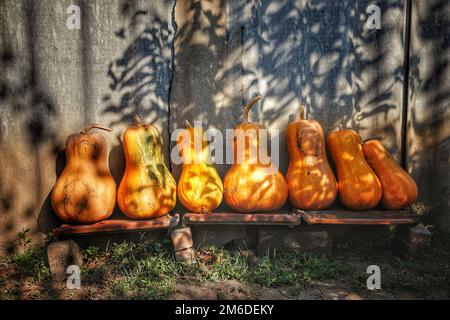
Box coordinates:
[169,0,407,212]
[234,0,404,147]
[103,7,174,128]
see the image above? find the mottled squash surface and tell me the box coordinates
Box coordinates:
[224,96,288,212]
[327,130,381,210]
[118,116,176,219]
[177,121,223,213]
[363,139,418,210]
[286,106,337,210]
[51,124,116,224]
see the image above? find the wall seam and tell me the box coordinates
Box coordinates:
[401,0,412,169]
[167,0,178,172]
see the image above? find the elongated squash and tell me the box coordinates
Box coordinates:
[224,96,288,212]
[286,106,337,209]
[327,130,381,210]
[118,115,176,219]
[177,121,223,213]
[51,124,116,224]
[363,139,418,210]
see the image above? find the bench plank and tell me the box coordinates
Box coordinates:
[52,214,180,239]
[296,209,417,225]
[182,212,300,226]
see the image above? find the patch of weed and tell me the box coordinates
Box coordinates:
[109,251,177,299]
[8,246,51,283]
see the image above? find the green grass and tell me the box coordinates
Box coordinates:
[82,266,108,284]
[196,248,353,287]
[112,253,177,299]
[98,239,178,299]
[7,245,51,283]
[79,240,355,299]
[204,247,251,282]
[379,234,450,293]
[1,232,449,300]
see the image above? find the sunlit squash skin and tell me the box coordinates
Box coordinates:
[286,106,337,210]
[363,140,418,210]
[224,96,288,212]
[177,121,223,213]
[327,130,381,210]
[118,117,176,219]
[51,124,116,224]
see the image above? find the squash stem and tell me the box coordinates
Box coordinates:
[134,114,144,126]
[299,105,306,120]
[243,95,262,123]
[81,124,113,134]
[185,120,193,128]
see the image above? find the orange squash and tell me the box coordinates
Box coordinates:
[223,96,288,212]
[118,115,176,219]
[327,130,382,210]
[177,121,223,213]
[286,106,337,209]
[363,140,418,210]
[51,124,116,224]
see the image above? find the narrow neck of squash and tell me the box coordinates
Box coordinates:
[243,95,262,124]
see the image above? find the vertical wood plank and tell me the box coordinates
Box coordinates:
[407,0,450,231]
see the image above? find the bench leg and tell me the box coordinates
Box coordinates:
[47,239,83,280]
[171,227,195,263]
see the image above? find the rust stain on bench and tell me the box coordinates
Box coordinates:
[182,212,301,226]
[52,214,180,239]
[296,209,417,225]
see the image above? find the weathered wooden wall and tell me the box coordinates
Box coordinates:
[230,0,405,173]
[0,0,448,253]
[0,0,177,253]
[407,0,450,232]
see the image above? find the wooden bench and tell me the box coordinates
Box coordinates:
[296,209,418,225]
[172,212,301,261]
[47,214,179,277]
[181,212,300,226]
[47,209,428,272]
[175,209,423,260]
[295,208,429,256]
[173,209,425,261]
[51,214,180,240]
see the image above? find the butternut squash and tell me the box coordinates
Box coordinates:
[118,115,176,219]
[327,130,382,210]
[51,124,116,224]
[286,106,337,209]
[223,96,288,212]
[363,139,418,210]
[177,121,223,213]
